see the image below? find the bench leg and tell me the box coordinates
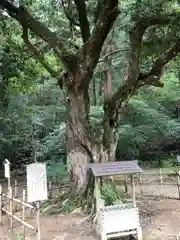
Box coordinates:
[101,232,107,240]
[137,227,143,240]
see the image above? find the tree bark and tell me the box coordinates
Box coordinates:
[66,75,119,194]
[66,81,93,195]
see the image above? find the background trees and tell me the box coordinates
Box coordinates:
[1,0,180,191]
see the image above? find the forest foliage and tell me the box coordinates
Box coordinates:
[1,0,180,175]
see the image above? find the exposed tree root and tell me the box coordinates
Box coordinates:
[42,180,96,218]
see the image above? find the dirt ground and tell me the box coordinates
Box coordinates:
[1,198,180,240]
[1,172,180,240]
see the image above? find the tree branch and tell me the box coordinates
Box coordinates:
[82,0,119,82]
[139,39,180,87]
[22,26,58,77]
[127,13,176,83]
[61,0,80,27]
[74,0,90,43]
[1,1,64,49]
[98,48,129,63]
[22,44,49,62]
[1,1,79,71]
[94,0,104,23]
[1,0,81,76]
[103,12,180,129]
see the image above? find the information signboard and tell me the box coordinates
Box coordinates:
[27,163,48,202]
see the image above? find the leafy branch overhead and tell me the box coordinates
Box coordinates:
[1,0,180,127]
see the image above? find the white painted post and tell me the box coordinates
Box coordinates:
[139,174,143,195]
[95,177,101,212]
[14,180,17,198]
[36,201,41,240]
[159,168,163,184]
[0,184,2,225]
[131,175,136,207]
[9,187,13,230]
[4,159,11,195]
[124,175,128,193]
[177,171,180,199]
[22,189,26,238]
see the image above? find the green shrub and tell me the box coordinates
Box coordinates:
[47,160,68,183]
[101,182,124,206]
[14,237,25,240]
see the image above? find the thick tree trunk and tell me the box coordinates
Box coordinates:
[66,87,119,195]
[66,87,94,195]
[67,119,118,195]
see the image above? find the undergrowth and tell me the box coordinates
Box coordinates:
[42,181,125,216]
[14,237,25,240]
[101,182,125,206]
[47,161,68,183]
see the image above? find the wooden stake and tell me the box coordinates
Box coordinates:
[9,187,13,230]
[36,201,41,240]
[0,184,2,225]
[131,175,136,207]
[139,173,143,184]
[2,193,35,209]
[14,180,17,198]
[22,189,26,238]
[177,171,180,199]
[48,181,52,199]
[1,207,36,230]
[95,177,101,212]
[13,180,18,212]
[8,177,11,196]
[159,168,163,184]
[139,174,143,195]
[124,175,128,193]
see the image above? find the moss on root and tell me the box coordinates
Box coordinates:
[42,181,95,216]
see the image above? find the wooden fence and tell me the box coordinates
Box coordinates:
[2,179,71,199]
[0,185,40,240]
[0,179,71,239]
[141,170,180,199]
[114,169,180,199]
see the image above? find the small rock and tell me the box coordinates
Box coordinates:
[158,226,163,231]
[71,207,83,215]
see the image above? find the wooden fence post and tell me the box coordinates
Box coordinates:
[177,171,180,199]
[131,175,136,207]
[139,174,143,195]
[159,168,163,184]
[36,201,41,240]
[48,181,52,199]
[0,184,2,225]
[14,180,17,198]
[22,189,26,238]
[124,175,128,193]
[9,187,13,230]
[139,173,143,184]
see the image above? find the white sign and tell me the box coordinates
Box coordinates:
[4,159,10,179]
[100,206,142,239]
[27,163,48,202]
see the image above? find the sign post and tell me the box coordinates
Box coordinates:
[4,159,11,194]
[26,162,48,240]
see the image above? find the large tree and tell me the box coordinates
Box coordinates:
[1,0,180,195]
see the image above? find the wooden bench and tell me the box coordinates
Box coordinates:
[98,205,142,240]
